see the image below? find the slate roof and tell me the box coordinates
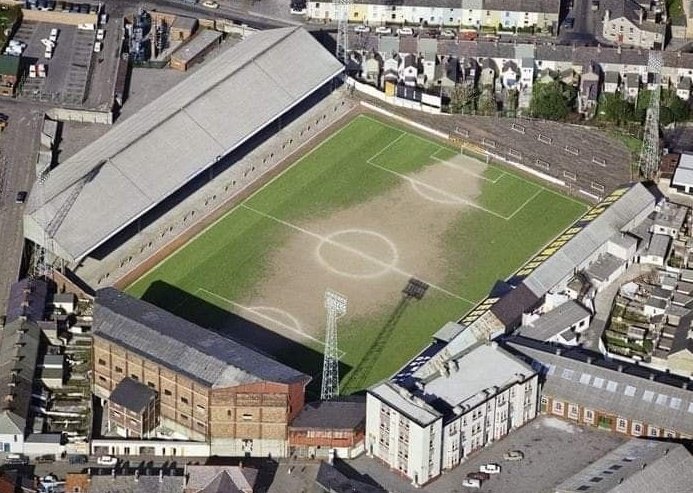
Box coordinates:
[185,466,257,493]
[5,278,48,323]
[555,440,693,493]
[0,318,41,435]
[93,288,310,388]
[290,398,366,430]
[109,378,157,413]
[669,312,693,356]
[504,337,693,436]
[647,234,670,259]
[517,300,591,342]
[490,283,541,328]
[87,475,184,493]
[25,27,343,262]
[315,462,386,493]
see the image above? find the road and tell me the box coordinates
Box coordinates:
[0,102,42,318]
[558,0,598,46]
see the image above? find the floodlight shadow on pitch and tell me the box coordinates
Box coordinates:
[404,278,429,300]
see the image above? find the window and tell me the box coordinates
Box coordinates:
[180,414,188,421]
[579,373,592,385]
[616,418,628,432]
[181,397,189,405]
[552,400,564,415]
[197,421,205,429]
[568,404,579,419]
[632,422,642,435]
[670,398,682,410]
[98,359,106,366]
[655,394,668,406]
[584,409,594,423]
[648,425,659,437]
[592,377,604,389]
[561,369,575,380]
[98,375,106,382]
[242,413,253,421]
[130,374,138,381]
[624,385,636,397]
[642,390,654,402]
[147,382,155,389]
[164,389,172,396]
[227,410,232,417]
[606,381,618,393]
[196,405,206,413]
[114,366,123,374]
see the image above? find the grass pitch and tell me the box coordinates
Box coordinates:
[127,115,588,394]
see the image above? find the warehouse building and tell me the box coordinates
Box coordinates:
[23,27,343,286]
[504,337,693,440]
[92,288,311,457]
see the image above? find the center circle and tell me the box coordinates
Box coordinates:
[316,229,399,279]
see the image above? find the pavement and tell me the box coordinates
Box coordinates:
[264,415,628,493]
[0,103,43,318]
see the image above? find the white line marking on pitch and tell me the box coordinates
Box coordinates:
[239,204,475,305]
[429,155,505,184]
[506,189,543,220]
[366,156,509,219]
[197,287,346,358]
[316,229,400,279]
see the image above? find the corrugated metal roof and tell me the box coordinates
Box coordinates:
[25,27,343,262]
[523,184,655,297]
[505,338,693,436]
[93,288,310,388]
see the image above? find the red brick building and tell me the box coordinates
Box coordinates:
[92,288,311,457]
[288,399,366,459]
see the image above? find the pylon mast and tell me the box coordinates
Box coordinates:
[639,51,662,180]
[321,290,347,401]
[335,0,350,65]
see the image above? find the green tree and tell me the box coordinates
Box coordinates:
[478,88,497,115]
[530,81,571,120]
[660,89,690,125]
[449,83,478,114]
[599,93,635,125]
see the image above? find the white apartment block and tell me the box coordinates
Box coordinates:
[366,342,538,486]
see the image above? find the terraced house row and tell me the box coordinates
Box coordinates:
[307,0,561,31]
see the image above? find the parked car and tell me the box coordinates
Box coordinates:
[440,29,456,39]
[467,471,490,481]
[15,191,27,203]
[375,26,392,35]
[396,27,414,36]
[5,454,28,465]
[68,454,88,464]
[96,455,117,466]
[480,463,501,474]
[353,25,370,33]
[504,450,525,461]
[202,0,219,8]
[93,41,102,53]
[96,28,105,40]
[35,454,56,464]
[29,64,37,78]
[49,28,59,42]
[462,478,481,489]
[44,47,53,59]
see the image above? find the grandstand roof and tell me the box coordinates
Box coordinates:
[522,183,655,297]
[24,27,343,262]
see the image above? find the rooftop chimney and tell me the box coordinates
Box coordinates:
[618,364,624,372]
[649,373,656,381]
[555,347,562,356]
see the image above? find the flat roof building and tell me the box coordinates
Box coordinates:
[366,342,538,486]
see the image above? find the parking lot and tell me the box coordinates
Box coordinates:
[347,416,627,493]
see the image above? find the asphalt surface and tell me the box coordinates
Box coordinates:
[0,103,42,318]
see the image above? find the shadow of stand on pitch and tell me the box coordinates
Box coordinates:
[141,281,351,399]
[341,278,429,394]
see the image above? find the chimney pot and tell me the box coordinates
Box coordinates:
[555,347,562,355]
[649,373,656,381]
